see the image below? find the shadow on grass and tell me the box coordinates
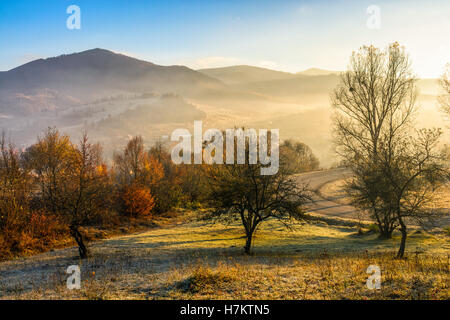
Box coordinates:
[0,220,445,298]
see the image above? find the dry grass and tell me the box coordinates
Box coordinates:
[163,253,449,300]
[0,213,448,300]
[0,210,184,262]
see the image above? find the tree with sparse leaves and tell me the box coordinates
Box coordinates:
[280,139,319,173]
[205,138,310,255]
[24,129,109,258]
[332,43,448,258]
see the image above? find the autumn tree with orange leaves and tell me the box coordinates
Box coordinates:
[114,136,164,217]
[121,184,155,217]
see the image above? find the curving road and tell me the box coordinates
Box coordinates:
[294,168,359,220]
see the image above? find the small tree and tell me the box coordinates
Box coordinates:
[24,129,109,258]
[23,128,77,216]
[121,184,155,217]
[205,146,310,255]
[344,162,398,239]
[66,133,110,258]
[280,139,319,173]
[377,129,447,258]
[439,63,450,117]
[0,132,31,233]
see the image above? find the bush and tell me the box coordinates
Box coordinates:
[367,224,380,234]
[0,211,68,259]
[179,265,237,293]
[120,184,155,217]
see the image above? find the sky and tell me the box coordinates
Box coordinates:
[0,0,449,78]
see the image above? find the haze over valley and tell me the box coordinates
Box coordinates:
[0,48,446,167]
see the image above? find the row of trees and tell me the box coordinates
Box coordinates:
[0,129,196,258]
[332,42,449,258]
[0,127,319,258]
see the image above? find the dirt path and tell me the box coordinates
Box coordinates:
[295,169,359,220]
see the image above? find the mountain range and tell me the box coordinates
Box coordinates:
[0,48,442,167]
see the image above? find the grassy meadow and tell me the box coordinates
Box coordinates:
[1,211,448,300]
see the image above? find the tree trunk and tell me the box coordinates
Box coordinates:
[397,226,407,258]
[378,226,393,239]
[70,225,89,259]
[375,213,395,239]
[395,208,408,259]
[244,231,253,255]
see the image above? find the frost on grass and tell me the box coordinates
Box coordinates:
[0,218,448,300]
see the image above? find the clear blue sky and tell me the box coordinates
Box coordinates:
[0,0,449,77]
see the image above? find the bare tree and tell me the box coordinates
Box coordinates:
[332,43,448,257]
[67,133,110,258]
[205,144,310,255]
[332,43,417,161]
[113,135,146,185]
[332,43,417,239]
[377,129,447,258]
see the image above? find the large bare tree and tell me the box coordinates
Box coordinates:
[333,43,417,239]
[332,43,417,161]
[332,43,448,257]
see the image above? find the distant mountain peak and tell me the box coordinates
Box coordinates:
[297,68,340,76]
[46,48,145,63]
[0,48,224,109]
[198,65,295,85]
[81,48,114,54]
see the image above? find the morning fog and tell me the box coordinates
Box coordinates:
[170,121,279,175]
